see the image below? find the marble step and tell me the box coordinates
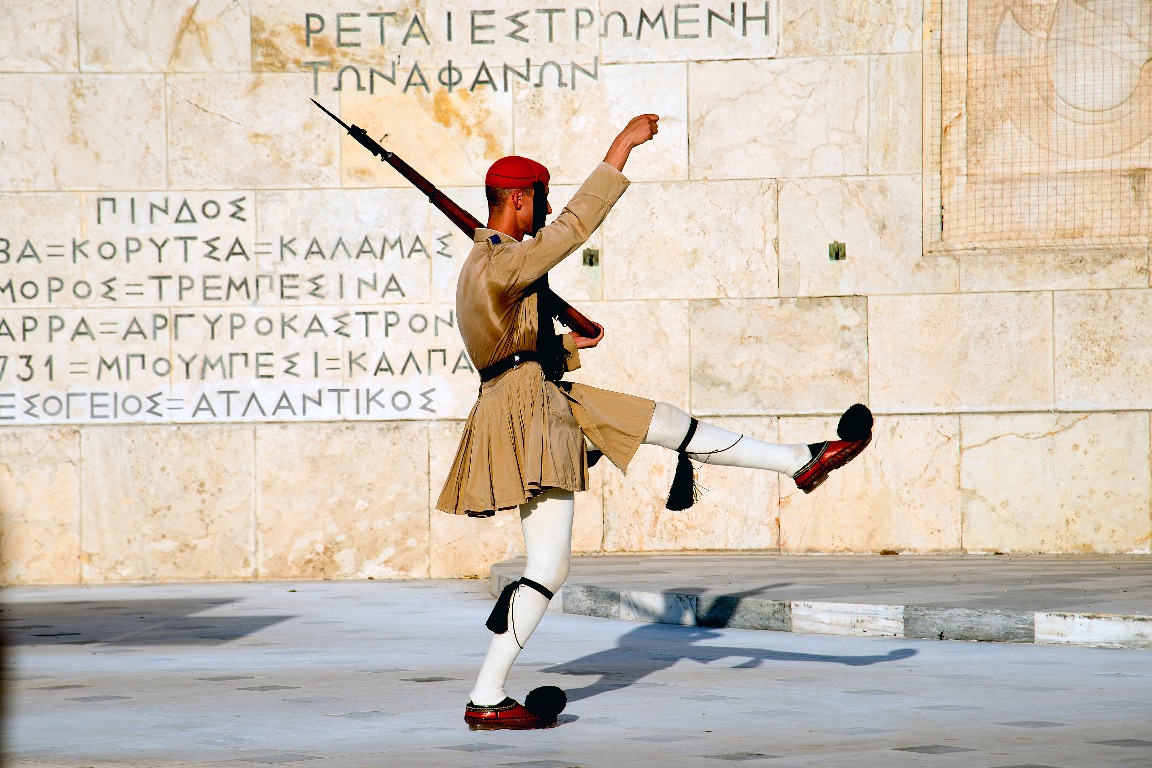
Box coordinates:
[491,555,1152,649]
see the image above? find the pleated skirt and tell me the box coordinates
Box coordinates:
[436,362,655,517]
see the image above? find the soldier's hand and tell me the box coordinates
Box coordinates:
[616,114,660,149]
[570,323,604,349]
[604,115,659,171]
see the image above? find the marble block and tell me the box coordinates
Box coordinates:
[514,63,688,185]
[163,306,350,424]
[1035,612,1152,650]
[778,176,956,298]
[0,427,81,584]
[0,193,85,309]
[602,180,777,300]
[535,184,603,304]
[491,568,515,596]
[430,185,490,304]
[960,252,1150,293]
[599,0,779,63]
[80,0,252,72]
[0,1,78,72]
[620,590,697,625]
[696,595,791,631]
[80,425,256,582]
[0,193,83,240]
[0,75,166,191]
[602,417,781,553]
[563,300,691,411]
[0,307,175,426]
[869,292,1054,412]
[601,443,677,552]
[339,80,513,189]
[904,606,1034,643]
[0,190,261,311]
[167,74,340,190]
[790,601,904,636]
[428,420,526,578]
[779,415,963,553]
[690,298,869,416]
[423,0,595,63]
[573,463,606,554]
[1055,290,1152,409]
[452,517,524,579]
[255,188,433,303]
[256,422,430,579]
[252,0,428,72]
[781,0,920,56]
[689,58,868,179]
[563,584,621,619]
[869,54,922,174]
[961,412,1152,554]
[250,0,321,73]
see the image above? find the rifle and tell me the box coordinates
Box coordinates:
[310,99,601,339]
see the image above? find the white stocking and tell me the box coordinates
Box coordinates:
[469,489,574,706]
[643,401,812,477]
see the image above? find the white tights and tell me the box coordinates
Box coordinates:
[469,488,574,706]
[643,402,812,475]
[468,402,812,706]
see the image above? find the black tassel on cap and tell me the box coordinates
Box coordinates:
[837,403,874,442]
[666,418,700,511]
[532,180,548,235]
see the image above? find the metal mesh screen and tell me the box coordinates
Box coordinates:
[927,0,1152,252]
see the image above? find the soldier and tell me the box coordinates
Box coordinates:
[438,115,872,730]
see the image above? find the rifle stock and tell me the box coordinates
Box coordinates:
[312,99,601,339]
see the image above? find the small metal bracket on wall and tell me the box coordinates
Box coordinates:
[582,247,599,266]
[829,241,846,261]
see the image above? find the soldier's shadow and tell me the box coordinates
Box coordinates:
[542,587,918,703]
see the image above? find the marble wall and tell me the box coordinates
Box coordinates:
[2,0,1149,584]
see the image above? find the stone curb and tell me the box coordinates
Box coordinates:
[490,569,1152,650]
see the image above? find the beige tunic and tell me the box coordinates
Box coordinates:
[436,163,655,517]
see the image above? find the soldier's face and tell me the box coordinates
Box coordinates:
[516,187,552,236]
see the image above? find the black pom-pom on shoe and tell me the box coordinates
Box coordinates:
[837,404,873,442]
[524,686,567,719]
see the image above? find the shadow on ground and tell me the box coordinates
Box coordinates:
[0,599,294,647]
[546,586,918,702]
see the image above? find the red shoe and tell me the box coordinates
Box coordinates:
[464,698,556,730]
[793,438,871,494]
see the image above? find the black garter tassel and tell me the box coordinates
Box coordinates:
[485,578,555,634]
[666,417,700,511]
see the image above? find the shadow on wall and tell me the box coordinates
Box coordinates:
[0,598,294,647]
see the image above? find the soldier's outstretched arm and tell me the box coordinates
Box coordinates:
[603,114,660,172]
[492,115,661,297]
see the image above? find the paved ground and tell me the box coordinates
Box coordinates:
[5,578,1152,767]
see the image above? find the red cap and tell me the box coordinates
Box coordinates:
[485,155,550,188]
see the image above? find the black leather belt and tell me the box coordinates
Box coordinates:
[478,351,541,382]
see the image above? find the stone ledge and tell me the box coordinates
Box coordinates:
[492,560,1152,650]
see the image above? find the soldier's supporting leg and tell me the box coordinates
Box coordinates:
[643,401,812,476]
[469,488,573,707]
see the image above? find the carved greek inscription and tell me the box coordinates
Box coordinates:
[0,193,475,425]
[289,3,777,94]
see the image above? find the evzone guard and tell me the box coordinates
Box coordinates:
[436,115,874,730]
[310,96,875,733]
